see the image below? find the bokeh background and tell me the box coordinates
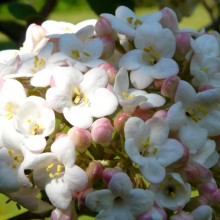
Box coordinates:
[0,0,217,219]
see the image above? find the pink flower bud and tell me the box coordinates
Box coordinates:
[91,118,114,147]
[113,112,130,134]
[198,85,215,92]
[102,167,122,185]
[153,110,168,120]
[160,8,179,33]
[99,62,117,84]
[95,17,115,38]
[154,79,164,89]
[161,76,180,99]
[77,188,94,212]
[100,36,115,59]
[55,132,67,140]
[86,161,104,185]
[137,206,167,220]
[198,182,220,204]
[182,161,212,184]
[175,32,191,61]
[67,127,91,152]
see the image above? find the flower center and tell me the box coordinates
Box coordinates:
[46,162,65,178]
[140,136,158,156]
[8,150,23,169]
[4,103,18,120]
[72,86,89,105]
[71,50,91,61]
[186,104,208,123]
[165,185,176,198]
[142,46,159,65]
[31,55,46,73]
[122,91,135,100]
[26,117,44,135]
[126,16,142,29]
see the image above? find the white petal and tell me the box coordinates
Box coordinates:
[130,66,154,89]
[45,179,72,210]
[51,136,75,167]
[84,38,103,58]
[63,106,93,129]
[192,205,213,220]
[114,67,129,96]
[119,49,143,70]
[25,135,46,153]
[157,139,184,166]
[90,88,118,118]
[85,189,113,212]
[140,157,166,183]
[64,166,88,192]
[129,189,155,215]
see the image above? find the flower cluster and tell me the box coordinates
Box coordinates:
[1,5,220,220]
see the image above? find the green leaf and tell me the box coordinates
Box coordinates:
[8,2,38,20]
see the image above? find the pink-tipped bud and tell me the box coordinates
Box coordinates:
[160,8,179,33]
[154,79,164,89]
[153,110,168,120]
[77,188,94,212]
[175,32,191,61]
[182,161,212,184]
[198,182,220,204]
[198,85,215,92]
[102,167,122,185]
[95,17,115,38]
[113,112,130,134]
[67,127,91,153]
[99,62,117,84]
[100,36,115,59]
[55,132,67,140]
[137,206,167,220]
[91,118,114,147]
[86,161,104,185]
[161,76,180,99]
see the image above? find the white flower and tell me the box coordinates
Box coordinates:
[191,205,213,220]
[31,136,88,210]
[119,23,179,89]
[2,96,55,153]
[114,68,165,113]
[167,80,220,136]
[46,66,118,128]
[150,173,191,211]
[179,124,219,168]
[85,172,155,220]
[190,54,220,88]
[59,32,104,69]
[124,117,184,183]
[101,5,162,39]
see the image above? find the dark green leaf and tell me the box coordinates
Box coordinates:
[8,2,38,20]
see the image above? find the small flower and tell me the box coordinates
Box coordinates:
[119,23,179,89]
[31,136,88,210]
[124,116,184,183]
[150,173,191,211]
[85,172,155,220]
[46,66,118,128]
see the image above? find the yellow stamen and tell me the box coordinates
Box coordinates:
[200,67,209,73]
[71,50,80,59]
[82,51,90,57]
[46,163,54,172]
[127,17,133,24]
[134,19,142,26]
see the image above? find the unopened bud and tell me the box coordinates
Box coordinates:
[95,17,115,38]
[100,36,115,59]
[113,112,130,134]
[161,76,180,99]
[102,167,122,185]
[86,161,104,185]
[91,118,114,147]
[67,127,91,152]
[99,62,117,84]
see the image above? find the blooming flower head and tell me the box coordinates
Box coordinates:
[85,172,155,220]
